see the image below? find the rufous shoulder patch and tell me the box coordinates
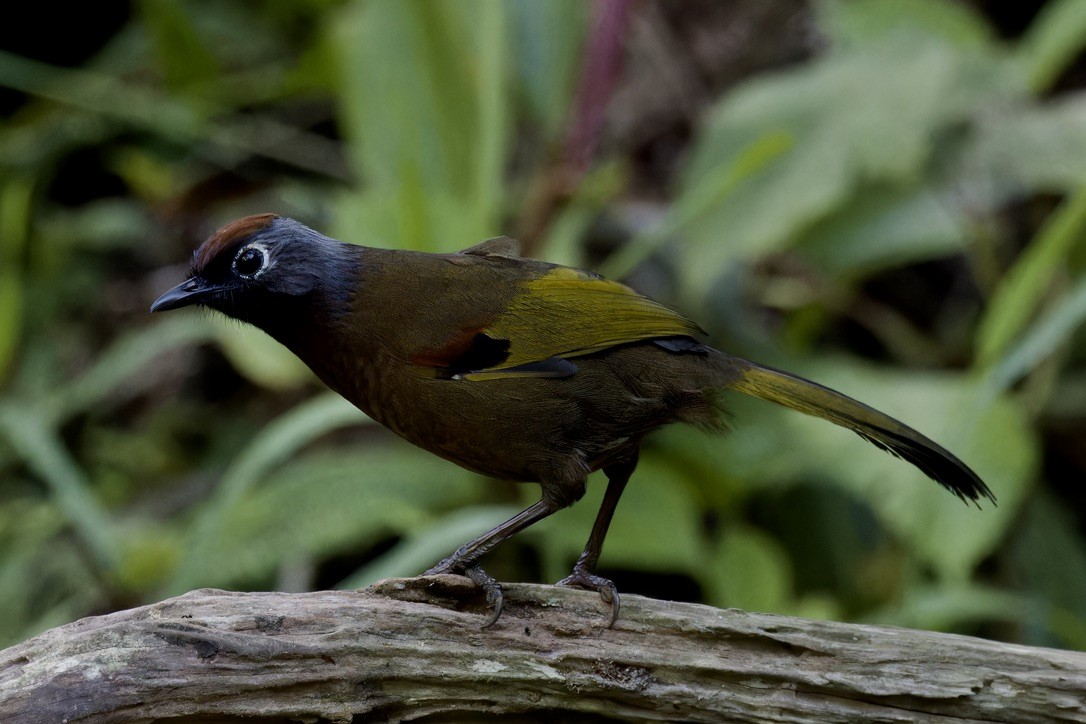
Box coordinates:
[193,213,279,272]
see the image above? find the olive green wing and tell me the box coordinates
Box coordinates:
[412,266,704,380]
[486,266,703,367]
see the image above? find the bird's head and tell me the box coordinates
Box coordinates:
[151,214,357,327]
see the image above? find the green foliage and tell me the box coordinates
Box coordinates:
[977,184,1086,366]
[0,408,122,569]
[187,448,487,590]
[0,181,31,380]
[338,505,523,589]
[1019,0,1086,91]
[212,317,313,391]
[707,524,794,613]
[166,392,373,594]
[673,35,1012,291]
[1,0,1084,653]
[776,362,1034,582]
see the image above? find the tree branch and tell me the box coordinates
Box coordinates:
[2,577,1083,722]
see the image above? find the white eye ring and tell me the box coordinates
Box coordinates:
[232,244,267,278]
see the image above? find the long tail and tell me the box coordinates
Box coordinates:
[718,353,995,506]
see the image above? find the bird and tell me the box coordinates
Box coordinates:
[152,214,995,627]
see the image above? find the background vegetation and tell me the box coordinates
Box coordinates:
[1,0,1084,651]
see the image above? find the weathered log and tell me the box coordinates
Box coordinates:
[1,577,1083,722]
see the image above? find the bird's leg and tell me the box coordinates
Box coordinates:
[426,499,555,573]
[425,499,555,627]
[556,455,637,627]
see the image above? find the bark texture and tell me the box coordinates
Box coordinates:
[1,577,1083,723]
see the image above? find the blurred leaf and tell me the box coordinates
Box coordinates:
[745,484,894,608]
[0,108,114,173]
[798,183,967,276]
[1008,493,1086,649]
[0,50,342,178]
[333,0,513,250]
[676,30,1012,293]
[678,360,1035,581]
[790,593,843,622]
[338,504,521,589]
[984,276,1086,396]
[1050,608,1086,652]
[109,149,189,204]
[139,0,221,92]
[705,523,793,613]
[508,0,587,137]
[1018,0,1086,92]
[0,180,32,380]
[864,583,1033,632]
[471,0,509,239]
[823,0,993,50]
[166,392,370,593]
[538,160,628,266]
[0,49,209,139]
[977,183,1086,366]
[116,523,184,592]
[785,361,1036,581]
[1043,370,1086,422]
[0,532,105,647]
[213,316,313,390]
[0,407,121,569]
[41,315,218,425]
[37,198,152,251]
[962,95,1086,197]
[601,131,792,281]
[189,448,486,589]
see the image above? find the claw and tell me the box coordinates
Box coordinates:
[424,562,504,628]
[556,565,621,627]
[463,565,504,628]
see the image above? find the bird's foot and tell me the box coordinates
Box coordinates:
[423,557,457,577]
[556,565,620,627]
[424,560,504,629]
[463,565,503,628]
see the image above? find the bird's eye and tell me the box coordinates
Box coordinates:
[233,246,265,277]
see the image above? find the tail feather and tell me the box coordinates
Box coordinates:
[721,355,995,506]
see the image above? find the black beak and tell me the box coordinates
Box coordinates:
[150,277,214,313]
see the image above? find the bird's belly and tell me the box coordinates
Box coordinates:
[367,375,560,480]
[340,346,720,484]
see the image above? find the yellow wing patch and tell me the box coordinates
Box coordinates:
[483,267,704,371]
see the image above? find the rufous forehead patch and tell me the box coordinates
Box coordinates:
[193,213,280,272]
